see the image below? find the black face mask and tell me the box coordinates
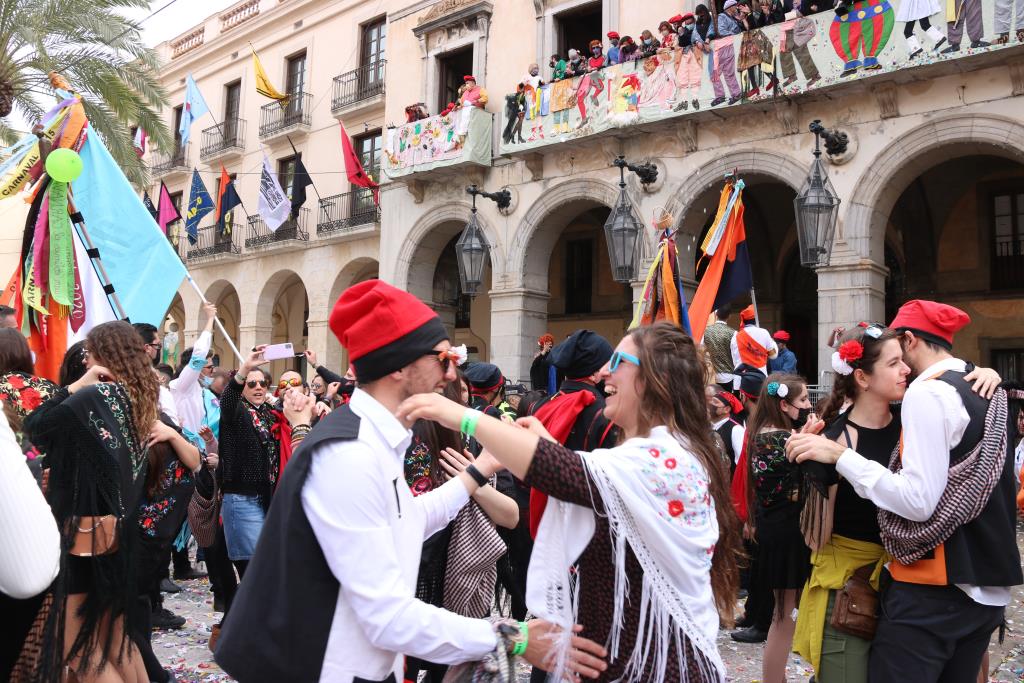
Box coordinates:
[596,380,607,396]
[792,406,812,430]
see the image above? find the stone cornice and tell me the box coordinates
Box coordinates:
[412,0,493,37]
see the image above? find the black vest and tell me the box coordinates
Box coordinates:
[215,406,364,683]
[934,372,1023,587]
[715,419,740,475]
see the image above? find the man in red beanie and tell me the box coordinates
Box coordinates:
[731,304,778,383]
[217,280,606,682]
[767,329,797,374]
[788,300,1019,681]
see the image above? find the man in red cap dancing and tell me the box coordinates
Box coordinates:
[215,281,606,682]
[788,300,1020,681]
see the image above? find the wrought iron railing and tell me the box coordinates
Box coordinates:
[993,235,1024,290]
[332,61,386,112]
[183,223,241,262]
[317,190,380,236]
[245,207,310,248]
[200,119,246,159]
[151,143,190,175]
[259,91,312,137]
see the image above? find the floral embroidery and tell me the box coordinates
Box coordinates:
[404,437,436,496]
[750,430,800,509]
[138,497,175,537]
[0,372,57,418]
[668,499,684,516]
[648,448,660,458]
[664,458,677,470]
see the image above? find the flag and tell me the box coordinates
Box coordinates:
[339,121,380,205]
[185,169,214,244]
[215,165,243,235]
[257,155,290,231]
[630,224,692,335]
[689,179,753,342]
[253,49,288,102]
[142,191,158,221]
[156,181,181,235]
[289,156,312,219]
[179,74,210,148]
[133,126,147,157]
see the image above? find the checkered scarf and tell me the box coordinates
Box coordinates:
[443,498,506,618]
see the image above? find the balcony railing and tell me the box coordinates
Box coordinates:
[332,61,386,113]
[219,0,260,32]
[317,190,380,236]
[383,107,492,179]
[151,143,190,176]
[183,223,241,262]
[259,91,312,138]
[993,236,1024,290]
[200,119,246,160]
[245,207,310,248]
[170,27,204,59]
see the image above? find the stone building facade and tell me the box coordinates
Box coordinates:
[158,0,1024,385]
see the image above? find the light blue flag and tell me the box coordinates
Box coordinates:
[74,127,187,327]
[179,74,210,147]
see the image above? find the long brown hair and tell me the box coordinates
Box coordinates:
[86,321,160,444]
[629,322,742,620]
[0,328,34,375]
[818,326,901,425]
[743,372,805,511]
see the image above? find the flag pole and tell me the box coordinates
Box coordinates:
[68,203,129,321]
[182,271,244,365]
[750,288,761,328]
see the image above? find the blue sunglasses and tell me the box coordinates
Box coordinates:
[609,350,641,372]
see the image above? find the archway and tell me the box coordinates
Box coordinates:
[204,280,241,369]
[162,293,186,368]
[325,258,380,371]
[257,270,309,380]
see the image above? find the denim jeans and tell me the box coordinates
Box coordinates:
[221,493,265,561]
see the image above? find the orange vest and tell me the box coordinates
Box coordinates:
[736,327,769,368]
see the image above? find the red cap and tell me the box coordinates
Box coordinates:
[740,305,756,323]
[463,75,476,82]
[669,14,684,22]
[607,31,620,39]
[773,330,790,342]
[680,12,695,21]
[890,299,970,349]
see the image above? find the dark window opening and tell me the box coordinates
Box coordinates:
[556,1,603,57]
[991,188,1024,290]
[992,348,1024,382]
[352,130,382,214]
[286,51,306,94]
[565,238,594,315]
[223,80,241,142]
[278,156,299,199]
[172,105,184,145]
[362,17,387,68]
[437,46,474,113]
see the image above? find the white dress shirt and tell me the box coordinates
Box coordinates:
[158,385,180,426]
[712,417,745,464]
[836,357,1011,606]
[301,388,497,682]
[730,324,779,374]
[169,330,212,434]
[0,412,60,599]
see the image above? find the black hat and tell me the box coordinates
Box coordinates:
[739,368,766,399]
[550,330,613,378]
[465,362,504,394]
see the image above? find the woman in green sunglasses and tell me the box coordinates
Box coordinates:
[399,321,741,682]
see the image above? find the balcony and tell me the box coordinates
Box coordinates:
[170,27,204,59]
[200,119,246,163]
[332,61,386,117]
[150,143,191,179]
[497,3,1024,155]
[259,91,312,141]
[219,0,259,32]
[182,223,241,263]
[382,106,492,179]
[317,190,380,240]
[245,207,310,250]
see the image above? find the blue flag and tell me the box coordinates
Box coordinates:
[179,74,209,147]
[185,169,214,244]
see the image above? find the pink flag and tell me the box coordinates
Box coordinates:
[156,181,181,235]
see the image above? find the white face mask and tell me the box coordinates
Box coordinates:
[200,375,214,389]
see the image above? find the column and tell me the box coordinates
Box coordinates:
[488,288,550,384]
[306,319,332,381]
[815,259,887,381]
[237,324,273,366]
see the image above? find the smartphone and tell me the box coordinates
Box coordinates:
[262,342,295,361]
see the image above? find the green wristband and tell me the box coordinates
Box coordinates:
[461,409,482,439]
[512,621,528,656]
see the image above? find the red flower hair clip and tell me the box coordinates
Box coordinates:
[838,340,864,363]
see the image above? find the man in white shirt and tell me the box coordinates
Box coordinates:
[730,305,778,383]
[215,280,606,683]
[169,302,217,437]
[788,300,1020,681]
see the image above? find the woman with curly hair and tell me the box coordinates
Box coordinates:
[24,320,160,683]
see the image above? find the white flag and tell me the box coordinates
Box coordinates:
[257,155,290,232]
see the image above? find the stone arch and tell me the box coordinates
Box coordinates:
[324,258,380,371]
[509,176,621,291]
[394,202,501,301]
[256,269,310,377]
[204,280,241,367]
[847,113,1024,264]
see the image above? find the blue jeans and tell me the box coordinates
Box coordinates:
[221,493,265,561]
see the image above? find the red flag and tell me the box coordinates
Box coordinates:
[339,121,380,205]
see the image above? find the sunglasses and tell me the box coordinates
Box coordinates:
[422,349,460,373]
[608,350,641,372]
[278,377,303,390]
[858,322,886,339]
[246,380,269,389]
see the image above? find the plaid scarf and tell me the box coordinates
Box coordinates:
[878,388,1009,565]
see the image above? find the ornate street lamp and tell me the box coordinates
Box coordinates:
[457,185,511,297]
[794,120,845,268]
[605,156,658,283]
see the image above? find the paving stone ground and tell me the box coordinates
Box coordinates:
[155,528,1024,682]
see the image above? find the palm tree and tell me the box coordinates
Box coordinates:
[0,0,171,187]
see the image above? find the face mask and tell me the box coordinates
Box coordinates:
[611,39,619,46]
[661,31,670,37]
[200,375,214,389]
[685,22,695,29]
[792,406,812,429]
[643,38,653,45]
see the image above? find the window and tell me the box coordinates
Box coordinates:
[224,81,241,143]
[286,51,306,95]
[991,188,1024,290]
[352,130,381,215]
[436,46,473,113]
[555,1,602,57]
[992,348,1024,383]
[172,105,184,145]
[168,191,184,244]
[278,156,299,198]
[362,17,386,68]
[565,238,594,314]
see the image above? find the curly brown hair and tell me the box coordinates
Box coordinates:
[86,321,159,444]
[628,321,743,622]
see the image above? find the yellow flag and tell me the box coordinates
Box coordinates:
[253,51,288,101]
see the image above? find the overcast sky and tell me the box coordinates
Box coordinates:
[129,0,237,47]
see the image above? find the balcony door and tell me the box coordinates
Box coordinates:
[223,81,241,144]
[352,131,381,216]
[361,18,386,93]
[285,52,306,121]
[437,46,473,114]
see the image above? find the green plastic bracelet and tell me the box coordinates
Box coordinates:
[512,621,528,656]
[461,409,482,439]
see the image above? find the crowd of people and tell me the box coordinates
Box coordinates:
[1,280,1023,683]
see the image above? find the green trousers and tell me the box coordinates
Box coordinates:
[819,590,872,683]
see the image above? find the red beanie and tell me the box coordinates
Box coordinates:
[329,280,448,383]
[740,305,756,324]
[773,330,790,342]
[890,299,970,350]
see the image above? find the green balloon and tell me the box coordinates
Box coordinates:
[45,148,84,183]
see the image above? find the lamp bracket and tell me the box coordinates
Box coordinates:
[466,184,512,211]
[612,155,659,186]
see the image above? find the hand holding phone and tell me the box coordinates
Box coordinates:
[262,343,295,361]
